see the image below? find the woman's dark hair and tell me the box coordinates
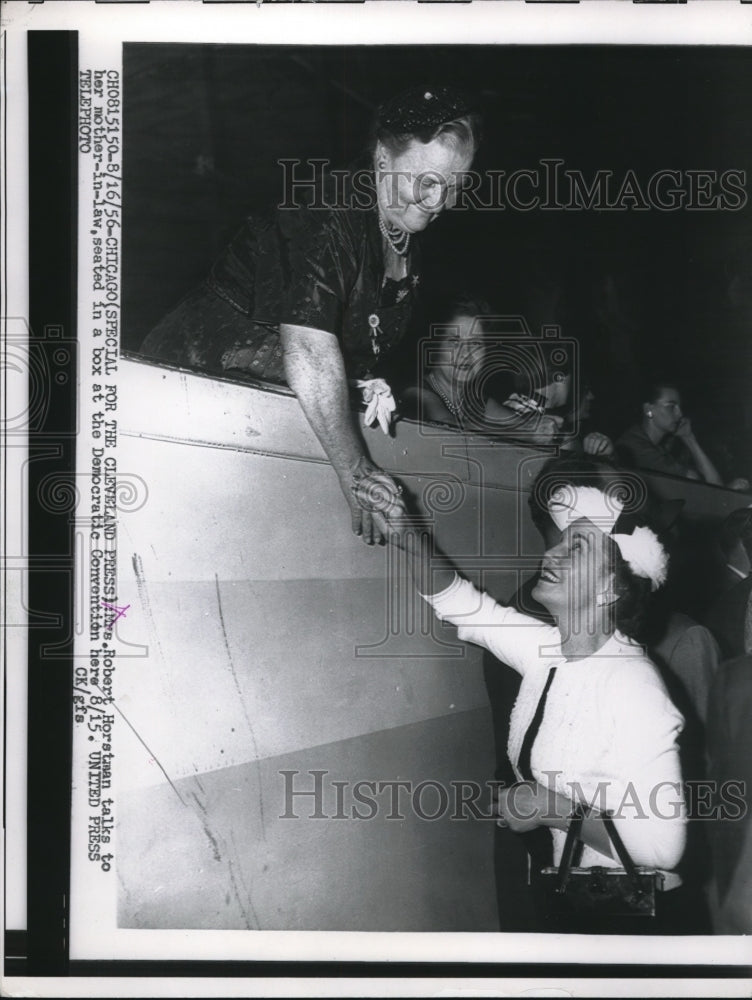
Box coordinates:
[609,540,654,643]
[642,378,681,406]
[431,292,492,334]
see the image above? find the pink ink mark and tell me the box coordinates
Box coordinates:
[102,600,131,626]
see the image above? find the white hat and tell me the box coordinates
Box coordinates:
[548,485,624,533]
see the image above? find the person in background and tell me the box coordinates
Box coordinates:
[706,585,752,933]
[713,506,752,594]
[140,86,481,546]
[557,377,616,459]
[402,301,571,447]
[400,293,492,428]
[616,381,728,487]
[692,506,752,630]
[704,572,752,663]
[482,345,616,455]
[649,598,719,932]
[482,338,571,444]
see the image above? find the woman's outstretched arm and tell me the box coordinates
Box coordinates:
[355,489,560,675]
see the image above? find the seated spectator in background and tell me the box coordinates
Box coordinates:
[402,296,571,446]
[617,381,726,486]
[706,584,752,933]
[558,378,616,459]
[480,334,599,448]
[704,573,752,663]
[642,497,722,746]
[400,294,491,427]
[689,506,752,628]
[651,608,720,736]
[484,343,570,443]
[477,338,615,454]
[713,506,752,595]
[650,601,720,922]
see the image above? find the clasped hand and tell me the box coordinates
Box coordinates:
[344,457,407,545]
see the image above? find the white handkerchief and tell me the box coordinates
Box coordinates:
[354,378,396,435]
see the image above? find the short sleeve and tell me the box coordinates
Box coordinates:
[280,212,360,339]
[423,574,561,676]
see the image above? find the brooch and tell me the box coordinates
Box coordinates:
[368,313,382,357]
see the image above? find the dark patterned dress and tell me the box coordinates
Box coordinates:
[140,163,421,385]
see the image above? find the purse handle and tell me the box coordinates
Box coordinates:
[557,806,642,894]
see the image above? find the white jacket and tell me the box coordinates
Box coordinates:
[425,574,687,871]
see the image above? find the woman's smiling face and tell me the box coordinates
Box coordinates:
[532,517,616,629]
[434,313,486,385]
[376,135,475,234]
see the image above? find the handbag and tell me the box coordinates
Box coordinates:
[539,807,665,920]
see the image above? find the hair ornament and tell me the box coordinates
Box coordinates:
[610,525,669,591]
[377,85,476,133]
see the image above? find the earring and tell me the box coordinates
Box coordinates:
[378,160,386,169]
[647,411,653,417]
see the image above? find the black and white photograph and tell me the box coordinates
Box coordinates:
[4,0,752,995]
[116,37,752,938]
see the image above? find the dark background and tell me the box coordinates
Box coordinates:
[122,43,752,479]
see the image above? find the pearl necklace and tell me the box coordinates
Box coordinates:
[378,213,411,257]
[428,373,462,418]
